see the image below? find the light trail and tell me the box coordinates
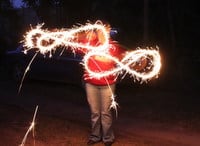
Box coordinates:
[23,22,110,56]
[19,105,38,146]
[23,22,161,81]
[83,47,161,82]
[18,52,39,93]
[22,21,162,112]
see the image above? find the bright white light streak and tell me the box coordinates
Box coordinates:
[18,52,39,93]
[83,48,161,81]
[19,105,38,146]
[23,22,110,55]
[22,21,162,113]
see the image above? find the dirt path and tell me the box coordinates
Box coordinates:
[0,80,200,146]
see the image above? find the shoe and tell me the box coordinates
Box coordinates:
[87,140,100,145]
[104,141,114,146]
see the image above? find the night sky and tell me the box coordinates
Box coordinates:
[11,0,24,8]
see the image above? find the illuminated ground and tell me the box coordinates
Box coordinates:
[0,79,200,146]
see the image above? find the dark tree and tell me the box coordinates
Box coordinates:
[22,0,93,27]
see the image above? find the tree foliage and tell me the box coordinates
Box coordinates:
[0,0,13,11]
[22,0,93,27]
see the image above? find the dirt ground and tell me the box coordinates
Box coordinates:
[0,78,200,146]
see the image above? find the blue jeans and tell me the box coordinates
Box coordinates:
[85,83,115,143]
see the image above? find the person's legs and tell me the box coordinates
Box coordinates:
[100,84,115,143]
[85,83,102,142]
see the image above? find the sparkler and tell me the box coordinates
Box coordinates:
[23,22,110,56]
[22,21,161,112]
[83,47,161,82]
[20,105,38,146]
[23,21,161,80]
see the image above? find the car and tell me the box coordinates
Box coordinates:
[4,45,84,86]
[4,44,155,88]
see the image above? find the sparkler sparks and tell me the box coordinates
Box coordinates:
[20,105,38,146]
[23,21,161,81]
[23,22,110,56]
[22,21,162,112]
[83,47,161,82]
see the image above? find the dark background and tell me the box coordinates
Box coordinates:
[0,0,199,91]
[0,1,200,145]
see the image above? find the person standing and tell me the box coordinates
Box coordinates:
[80,25,125,146]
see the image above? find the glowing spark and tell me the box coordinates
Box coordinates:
[23,22,110,55]
[18,52,39,93]
[83,47,161,114]
[23,22,161,81]
[22,21,162,113]
[83,48,161,81]
[20,105,38,146]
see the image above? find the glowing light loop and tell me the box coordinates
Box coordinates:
[23,23,110,55]
[22,22,162,113]
[83,48,161,81]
